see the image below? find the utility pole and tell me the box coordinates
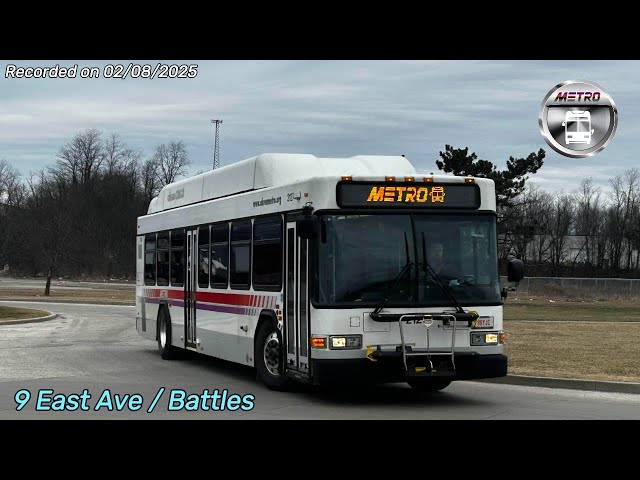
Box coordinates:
[211,119,223,169]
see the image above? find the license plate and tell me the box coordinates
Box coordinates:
[473,316,494,329]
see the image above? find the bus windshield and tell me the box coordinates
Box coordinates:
[314,213,500,307]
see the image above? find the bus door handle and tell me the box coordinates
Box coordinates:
[240,325,248,332]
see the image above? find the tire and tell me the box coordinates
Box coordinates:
[157,307,179,360]
[407,378,452,393]
[255,320,291,391]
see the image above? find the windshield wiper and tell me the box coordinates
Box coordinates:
[419,232,464,314]
[372,232,412,315]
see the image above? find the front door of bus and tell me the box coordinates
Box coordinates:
[185,229,198,351]
[285,221,310,375]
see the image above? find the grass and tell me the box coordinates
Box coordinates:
[0,306,51,322]
[504,299,640,322]
[504,321,640,383]
[504,297,640,382]
[0,287,135,305]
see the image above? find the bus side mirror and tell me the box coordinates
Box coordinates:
[507,258,524,283]
[297,204,319,239]
[562,121,566,127]
[297,217,318,239]
[591,129,595,134]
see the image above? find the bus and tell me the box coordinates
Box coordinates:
[136,153,524,392]
[562,110,594,144]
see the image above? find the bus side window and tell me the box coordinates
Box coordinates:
[253,215,283,291]
[198,225,210,288]
[170,229,185,287]
[144,233,156,286]
[211,223,229,288]
[157,231,170,286]
[230,220,251,290]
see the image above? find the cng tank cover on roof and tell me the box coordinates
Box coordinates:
[148,153,417,214]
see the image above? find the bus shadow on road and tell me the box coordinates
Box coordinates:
[143,348,258,382]
[143,349,485,407]
[299,383,486,407]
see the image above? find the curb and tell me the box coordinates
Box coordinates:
[0,313,58,326]
[478,374,640,394]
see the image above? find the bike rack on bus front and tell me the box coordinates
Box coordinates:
[367,311,478,375]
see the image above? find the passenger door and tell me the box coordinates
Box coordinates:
[284,220,310,375]
[185,229,198,351]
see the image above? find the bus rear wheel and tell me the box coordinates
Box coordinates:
[158,308,179,360]
[407,378,452,393]
[255,321,291,391]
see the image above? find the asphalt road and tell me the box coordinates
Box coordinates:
[1,300,639,420]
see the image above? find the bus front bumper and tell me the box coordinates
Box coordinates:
[310,353,507,386]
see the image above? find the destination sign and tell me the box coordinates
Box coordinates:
[336,182,480,209]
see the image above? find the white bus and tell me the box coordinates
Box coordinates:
[562,110,594,144]
[136,153,524,392]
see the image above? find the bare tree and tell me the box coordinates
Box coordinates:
[22,169,74,293]
[0,160,21,203]
[121,148,142,193]
[154,140,190,187]
[549,193,574,275]
[6,131,190,280]
[527,189,554,268]
[623,169,639,271]
[574,178,602,272]
[103,133,126,175]
[0,160,24,268]
[56,129,104,187]
[140,158,160,205]
[607,170,639,274]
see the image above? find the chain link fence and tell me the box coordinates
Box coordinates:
[501,276,640,299]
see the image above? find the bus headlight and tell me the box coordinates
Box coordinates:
[329,335,362,349]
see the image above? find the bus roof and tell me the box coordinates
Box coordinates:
[148,153,417,214]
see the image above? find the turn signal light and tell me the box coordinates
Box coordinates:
[404,176,415,182]
[500,331,507,344]
[385,176,396,182]
[311,337,327,349]
[423,177,433,183]
[342,176,352,181]
[465,178,475,183]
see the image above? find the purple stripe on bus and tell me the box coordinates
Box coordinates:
[195,302,246,315]
[144,297,247,315]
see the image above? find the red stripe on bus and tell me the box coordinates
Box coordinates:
[196,291,253,306]
[145,288,276,308]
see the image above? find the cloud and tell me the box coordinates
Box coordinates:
[1,60,638,194]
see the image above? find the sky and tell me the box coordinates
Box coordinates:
[1,60,637,195]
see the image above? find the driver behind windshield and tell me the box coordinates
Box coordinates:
[427,241,459,281]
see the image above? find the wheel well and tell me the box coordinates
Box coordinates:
[156,303,170,341]
[255,310,278,347]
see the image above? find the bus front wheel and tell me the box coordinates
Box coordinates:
[255,321,291,391]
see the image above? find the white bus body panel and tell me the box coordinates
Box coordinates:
[309,305,504,360]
